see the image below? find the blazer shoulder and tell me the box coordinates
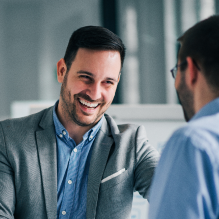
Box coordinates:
[104,113,144,135]
[0,106,54,132]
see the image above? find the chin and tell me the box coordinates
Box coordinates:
[73,115,98,127]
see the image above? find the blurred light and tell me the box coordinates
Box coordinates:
[200,0,215,20]
[181,0,197,32]
[122,6,140,104]
[126,7,138,52]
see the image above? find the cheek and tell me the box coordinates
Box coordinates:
[175,73,180,90]
[103,89,117,103]
[67,81,86,94]
[174,80,177,90]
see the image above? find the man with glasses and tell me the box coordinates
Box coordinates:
[149,15,219,219]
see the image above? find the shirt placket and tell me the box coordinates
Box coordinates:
[59,141,84,218]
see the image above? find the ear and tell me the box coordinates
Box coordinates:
[117,72,121,83]
[57,58,67,83]
[186,57,199,88]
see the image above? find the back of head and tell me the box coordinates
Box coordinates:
[64,26,126,71]
[178,15,219,91]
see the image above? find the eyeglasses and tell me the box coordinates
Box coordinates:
[170,60,187,79]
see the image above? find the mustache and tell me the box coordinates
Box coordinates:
[74,92,103,103]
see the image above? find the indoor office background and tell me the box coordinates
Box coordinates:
[0,0,218,120]
[0,1,218,219]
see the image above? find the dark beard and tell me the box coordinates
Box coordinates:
[176,76,195,122]
[61,90,98,127]
[60,75,103,127]
[176,91,191,122]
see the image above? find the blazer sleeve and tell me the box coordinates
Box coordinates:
[134,125,160,200]
[0,123,16,218]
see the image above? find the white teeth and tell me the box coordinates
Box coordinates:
[79,98,98,108]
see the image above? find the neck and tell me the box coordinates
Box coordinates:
[56,102,93,145]
[194,75,217,114]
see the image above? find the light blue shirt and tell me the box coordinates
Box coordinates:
[53,101,103,219]
[149,98,219,219]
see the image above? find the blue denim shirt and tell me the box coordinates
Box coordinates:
[53,101,103,219]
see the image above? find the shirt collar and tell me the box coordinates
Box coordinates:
[190,97,219,122]
[53,100,103,142]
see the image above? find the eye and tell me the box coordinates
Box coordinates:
[103,80,115,87]
[106,80,113,84]
[79,75,90,79]
[79,75,93,83]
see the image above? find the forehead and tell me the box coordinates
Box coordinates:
[71,48,121,74]
[73,48,121,67]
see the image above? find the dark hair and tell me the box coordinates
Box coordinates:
[64,26,126,71]
[177,15,219,90]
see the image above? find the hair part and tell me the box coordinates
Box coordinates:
[177,15,219,91]
[63,26,126,72]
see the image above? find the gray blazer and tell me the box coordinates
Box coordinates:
[0,106,159,219]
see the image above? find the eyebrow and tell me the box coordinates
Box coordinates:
[77,71,93,76]
[77,70,119,82]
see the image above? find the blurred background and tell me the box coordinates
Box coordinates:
[0,0,218,120]
[1,1,218,218]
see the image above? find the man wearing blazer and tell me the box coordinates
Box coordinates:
[0,26,159,219]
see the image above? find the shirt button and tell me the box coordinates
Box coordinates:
[62,211,66,215]
[63,130,66,135]
[74,148,77,153]
[59,134,63,138]
[68,180,72,184]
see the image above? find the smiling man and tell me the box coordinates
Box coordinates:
[57,48,121,144]
[0,26,159,219]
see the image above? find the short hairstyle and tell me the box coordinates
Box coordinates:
[64,26,126,72]
[177,15,219,90]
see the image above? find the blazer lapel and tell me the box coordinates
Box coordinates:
[86,116,113,219]
[36,107,57,219]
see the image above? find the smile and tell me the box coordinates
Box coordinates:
[79,98,99,108]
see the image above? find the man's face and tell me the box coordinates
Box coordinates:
[59,48,121,127]
[175,59,195,122]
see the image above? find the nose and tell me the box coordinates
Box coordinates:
[86,82,102,101]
